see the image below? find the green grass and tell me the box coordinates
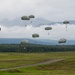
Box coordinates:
[0,52,54,68]
[0,52,75,75]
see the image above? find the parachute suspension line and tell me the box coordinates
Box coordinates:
[25,25,26,27]
[63,20,69,31]
[21,16,30,27]
[48,32,49,35]
[66,24,67,28]
[35,41,36,43]
[30,19,32,24]
[31,21,32,23]
[45,27,52,36]
[29,15,35,24]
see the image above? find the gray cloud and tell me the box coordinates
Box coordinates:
[0,0,75,21]
[0,24,75,40]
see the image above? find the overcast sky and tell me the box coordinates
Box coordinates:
[0,0,75,21]
[0,0,75,40]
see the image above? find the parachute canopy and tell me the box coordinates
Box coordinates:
[32,33,39,38]
[63,21,69,24]
[45,27,52,30]
[21,40,29,44]
[58,38,67,43]
[21,16,30,20]
[29,15,35,18]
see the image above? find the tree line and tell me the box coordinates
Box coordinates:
[0,44,75,52]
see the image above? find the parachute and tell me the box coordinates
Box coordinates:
[45,27,52,30]
[21,16,30,20]
[45,27,52,35]
[32,33,39,38]
[21,16,30,27]
[63,21,69,24]
[29,15,35,18]
[58,38,67,43]
[63,21,69,31]
[29,15,35,23]
[21,40,29,44]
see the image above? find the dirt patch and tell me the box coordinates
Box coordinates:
[6,69,22,73]
[0,58,64,71]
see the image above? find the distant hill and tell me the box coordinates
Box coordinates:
[0,17,51,27]
[0,17,75,27]
[0,38,75,45]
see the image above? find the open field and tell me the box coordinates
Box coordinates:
[0,52,75,75]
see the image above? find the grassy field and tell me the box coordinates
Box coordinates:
[0,52,75,75]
